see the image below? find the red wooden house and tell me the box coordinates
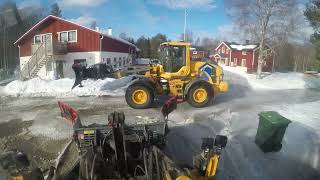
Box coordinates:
[211,41,274,73]
[14,15,139,79]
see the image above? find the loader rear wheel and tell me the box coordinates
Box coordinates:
[187,84,212,108]
[125,84,154,109]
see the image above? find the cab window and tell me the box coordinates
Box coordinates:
[159,45,186,73]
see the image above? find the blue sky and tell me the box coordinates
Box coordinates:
[16,0,233,40]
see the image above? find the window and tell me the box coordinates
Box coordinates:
[123,60,126,65]
[222,46,225,53]
[119,57,122,60]
[74,59,86,66]
[114,57,117,62]
[234,58,238,65]
[127,58,130,63]
[119,62,122,67]
[60,32,68,42]
[242,51,247,55]
[241,59,246,67]
[218,49,221,54]
[34,33,52,44]
[59,30,77,42]
[34,35,42,43]
[107,58,111,64]
[68,31,76,42]
[159,45,186,72]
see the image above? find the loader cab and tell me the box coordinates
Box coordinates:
[158,42,191,76]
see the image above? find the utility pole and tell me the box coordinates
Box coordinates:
[184,8,186,42]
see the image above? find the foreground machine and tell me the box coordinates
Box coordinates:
[125,41,228,109]
[54,101,227,180]
[0,101,228,180]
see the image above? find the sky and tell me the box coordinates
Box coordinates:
[15,0,234,40]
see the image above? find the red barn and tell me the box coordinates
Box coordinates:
[211,41,274,73]
[14,15,139,79]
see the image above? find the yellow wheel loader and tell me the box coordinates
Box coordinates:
[125,42,228,108]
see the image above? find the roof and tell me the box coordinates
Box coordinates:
[229,44,259,51]
[14,15,139,51]
[216,41,259,51]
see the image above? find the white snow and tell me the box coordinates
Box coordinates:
[222,65,320,90]
[270,100,320,136]
[3,76,133,97]
[230,44,258,50]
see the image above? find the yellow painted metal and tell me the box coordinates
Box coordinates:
[12,176,23,180]
[218,81,229,92]
[144,41,228,100]
[84,130,94,134]
[132,89,148,105]
[161,41,191,46]
[176,176,192,180]
[192,88,208,103]
[205,154,220,177]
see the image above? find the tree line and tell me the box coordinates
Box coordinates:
[225,0,320,75]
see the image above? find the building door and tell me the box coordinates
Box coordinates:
[241,59,246,67]
[56,61,64,79]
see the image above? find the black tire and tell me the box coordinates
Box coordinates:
[187,84,212,108]
[125,84,154,109]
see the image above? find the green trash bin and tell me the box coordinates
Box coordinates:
[255,111,291,152]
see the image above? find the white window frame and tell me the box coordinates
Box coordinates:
[222,46,225,53]
[33,33,52,44]
[241,59,246,67]
[242,51,247,55]
[57,30,77,43]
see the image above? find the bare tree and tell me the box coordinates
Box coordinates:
[225,0,298,78]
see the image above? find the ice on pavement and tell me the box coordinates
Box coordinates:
[3,76,133,97]
[222,65,320,90]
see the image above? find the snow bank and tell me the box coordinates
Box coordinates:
[270,100,320,136]
[4,76,133,97]
[222,65,320,90]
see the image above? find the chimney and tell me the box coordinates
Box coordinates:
[107,27,112,36]
[95,27,100,32]
[246,40,250,45]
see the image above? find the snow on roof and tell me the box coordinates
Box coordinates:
[229,44,258,51]
[14,15,140,51]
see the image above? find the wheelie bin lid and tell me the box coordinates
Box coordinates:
[258,111,291,126]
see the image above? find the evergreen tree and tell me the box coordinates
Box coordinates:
[304,0,320,68]
[50,3,62,17]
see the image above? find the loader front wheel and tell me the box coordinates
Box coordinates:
[187,84,212,108]
[126,84,153,109]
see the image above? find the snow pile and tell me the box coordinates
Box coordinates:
[4,76,133,97]
[222,65,320,90]
[271,100,320,136]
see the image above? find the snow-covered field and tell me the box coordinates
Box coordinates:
[2,76,133,97]
[222,65,320,90]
